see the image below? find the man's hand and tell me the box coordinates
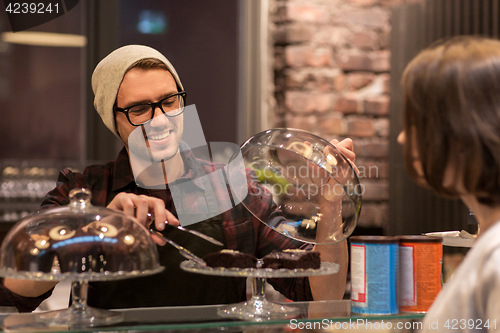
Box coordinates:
[308,138,358,202]
[332,138,356,167]
[107,193,179,245]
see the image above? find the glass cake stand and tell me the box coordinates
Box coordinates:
[1,267,164,329]
[0,189,163,329]
[180,259,339,321]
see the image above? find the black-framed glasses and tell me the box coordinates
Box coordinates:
[114,91,187,126]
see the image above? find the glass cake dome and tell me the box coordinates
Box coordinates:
[226,128,362,244]
[0,188,163,328]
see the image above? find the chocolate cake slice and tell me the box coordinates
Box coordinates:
[203,250,257,269]
[262,249,321,270]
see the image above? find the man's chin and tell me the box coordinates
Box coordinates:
[150,147,180,163]
[127,145,179,163]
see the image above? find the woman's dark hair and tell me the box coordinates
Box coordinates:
[402,35,500,206]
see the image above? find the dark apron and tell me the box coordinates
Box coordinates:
[87,215,247,309]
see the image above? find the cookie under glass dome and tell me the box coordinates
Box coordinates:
[0,188,163,328]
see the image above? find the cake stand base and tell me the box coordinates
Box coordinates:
[36,306,124,328]
[36,279,124,328]
[217,296,300,321]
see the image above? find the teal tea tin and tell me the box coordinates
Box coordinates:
[350,236,399,315]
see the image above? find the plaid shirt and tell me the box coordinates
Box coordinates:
[2,146,313,311]
[0,282,52,313]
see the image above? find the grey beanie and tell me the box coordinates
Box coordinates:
[91,45,184,138]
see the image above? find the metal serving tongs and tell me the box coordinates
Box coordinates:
[149,229,206,266]
[146,213,223,246]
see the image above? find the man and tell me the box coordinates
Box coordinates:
[2,45,352,311]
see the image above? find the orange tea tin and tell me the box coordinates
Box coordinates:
[398,235,443,313]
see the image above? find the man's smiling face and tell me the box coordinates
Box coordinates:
[115,67,184,162]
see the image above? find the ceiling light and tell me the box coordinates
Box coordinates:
[1,31,86,47]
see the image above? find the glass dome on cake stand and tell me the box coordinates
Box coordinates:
[0,188,163,329]
[182,128,362,321]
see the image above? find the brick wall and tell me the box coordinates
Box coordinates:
[270,0,421,230]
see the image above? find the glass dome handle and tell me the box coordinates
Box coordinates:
[68,188,92,209]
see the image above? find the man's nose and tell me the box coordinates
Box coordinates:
[149,106,169,126]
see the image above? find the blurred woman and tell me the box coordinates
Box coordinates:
[398,36,500,332]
